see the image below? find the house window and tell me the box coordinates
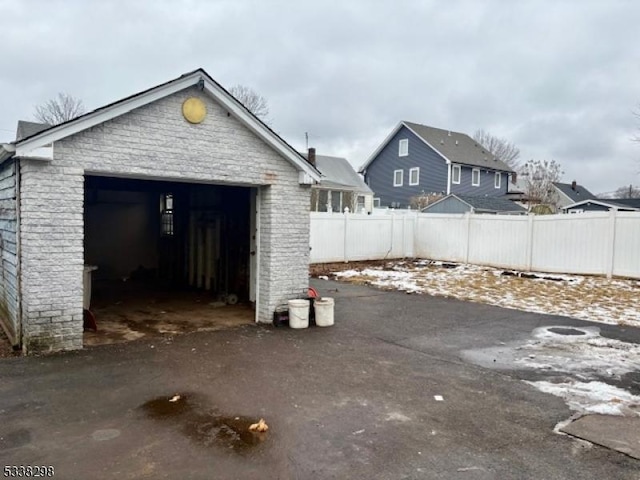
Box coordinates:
[494,172,501,189]
[452,165,461,184]
[409,167,420,186]
[330,191,342,212]
[357,195,366,213]
[398,139,409,157]
[373,197,381,208]
[472,168,480,187]
[393,169,403,187]
[318,190,329,212]
[161,193,174,236]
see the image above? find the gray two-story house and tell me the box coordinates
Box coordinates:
[359,121,514,208]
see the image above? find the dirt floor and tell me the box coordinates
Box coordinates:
[84,281,254,346]
[313,259,640,328]
[0,328,19,358]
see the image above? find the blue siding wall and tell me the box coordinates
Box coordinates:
[363,126,448,208]
[450,167,509,196]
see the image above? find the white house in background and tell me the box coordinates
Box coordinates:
[304,148,374,213]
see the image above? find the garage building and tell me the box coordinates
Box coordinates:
[0,69,320,353]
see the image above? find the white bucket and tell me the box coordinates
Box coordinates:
[288,299,310,329]
[314,297,335,327]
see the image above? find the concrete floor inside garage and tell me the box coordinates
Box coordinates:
[83,175,255,346]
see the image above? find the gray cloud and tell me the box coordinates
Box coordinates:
[1,0,639,193]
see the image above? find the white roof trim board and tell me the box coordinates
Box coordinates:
[563,199,640,211]
[9,69,321,183]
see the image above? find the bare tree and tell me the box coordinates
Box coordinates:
[410,192,444,210]
[613,184,640,198]
[473,129,521,170]
[34,93,85,125]
[520,159,563,212]
[229,85,269,121]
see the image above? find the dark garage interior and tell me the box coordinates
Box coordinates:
[83,175,255,345]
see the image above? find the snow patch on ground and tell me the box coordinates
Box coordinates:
[516,326,640,379]
[332,261,640,328]
[525,380,640,417]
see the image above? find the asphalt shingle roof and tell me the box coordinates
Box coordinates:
[15,120,50,141]
[303,153,372,193]
[553,182,596,202]
[455,195,526,213]
[403,122,514,172]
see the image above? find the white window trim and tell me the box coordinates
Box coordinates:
[398,139,409,157]
[373,197,381,207]
[472,168,480,187]
[452,165,461,184]
[494,172,501,189]
[409,167,420,186]
[393,169,403,187]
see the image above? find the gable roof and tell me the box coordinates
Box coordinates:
[564,198,640,211]
[423,194,526,214]
[360,121,514,173]
[3,69,320,182]
[553,182,596,203]
[302,153,372,193]
[16,121,50,141]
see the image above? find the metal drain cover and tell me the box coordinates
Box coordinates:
[548,327,587,336]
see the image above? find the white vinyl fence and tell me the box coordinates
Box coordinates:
[309,211,640,279]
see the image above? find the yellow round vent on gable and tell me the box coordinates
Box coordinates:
[182,97,207,124]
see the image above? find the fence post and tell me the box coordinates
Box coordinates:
[402,214,407,257]
[464,212,471,264]
[343,210,350,263]
[526,214,534,271]
[606,210,617,279]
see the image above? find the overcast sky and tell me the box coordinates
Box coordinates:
[1,0,639,195]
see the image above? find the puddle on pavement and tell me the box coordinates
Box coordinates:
[547,327,586,336]
[140,394,267,453]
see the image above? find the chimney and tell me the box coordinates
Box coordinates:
[571,180,577,191]
[308,147,316,166]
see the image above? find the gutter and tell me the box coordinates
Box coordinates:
[0,143,16,164]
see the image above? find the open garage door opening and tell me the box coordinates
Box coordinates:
[83,175,256,346]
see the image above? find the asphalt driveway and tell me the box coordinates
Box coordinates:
[1,279,638,479]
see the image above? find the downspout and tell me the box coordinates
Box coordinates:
[446,162,451,195]
[15,157,22,348]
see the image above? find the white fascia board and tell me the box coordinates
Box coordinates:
[201,78,320,183]
[14,71,319,184]
[359,122,404,173]
[564,199,636,211]
[14,144,53,161]
[16,74,199,153]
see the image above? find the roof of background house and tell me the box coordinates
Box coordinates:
[403,122,514,172]
[553,182,596,203]
[360,121,515,173]
[16,120,50,141]
[611,198,640,208]
[302,153,373,194]
[423,194,526,213]
[564,198,640,211]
